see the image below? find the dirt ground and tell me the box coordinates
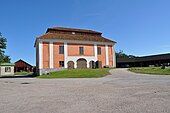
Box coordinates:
[0,69,169,113]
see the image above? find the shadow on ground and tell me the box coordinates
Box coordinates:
[0,73,37,78]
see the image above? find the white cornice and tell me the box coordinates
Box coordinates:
[38,38,116,45]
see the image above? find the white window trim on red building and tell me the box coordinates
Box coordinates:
[37,39,116,74]
[38,39,116,69]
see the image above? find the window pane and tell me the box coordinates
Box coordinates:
[59,61,64,67]
[5,67,11,72]
[79,47,84,55]
[97,47,101,55]
[59,46,64,54]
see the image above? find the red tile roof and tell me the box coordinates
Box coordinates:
[39,33,115,43]
[38,27,116,43]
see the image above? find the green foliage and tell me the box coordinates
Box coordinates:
[161,64,165,69]
[0,55,10,63]
[129,67,170,75]
[0,33,7,49]
[37,68,111,78]
[116,50,136,58]
[15,71,32,75]
[0,33,10,63]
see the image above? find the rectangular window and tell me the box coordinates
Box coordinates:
[79,47,84,55]
[97,47,101,55]
[5,67,11,72]
[59,61,64,67]
[59,46,64,54]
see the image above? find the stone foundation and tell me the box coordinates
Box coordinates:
[37,68,65,75]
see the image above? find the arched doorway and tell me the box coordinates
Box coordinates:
[67,61,74,69]
[96,61,102,68]
[77,58,87,69]
[89,61,95,69]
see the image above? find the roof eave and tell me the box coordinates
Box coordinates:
[34,37,40,47]
[46,27,102,34]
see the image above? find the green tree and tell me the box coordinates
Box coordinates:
[116,50,136,59]
[116,50,129,58]
[0,33,10,63]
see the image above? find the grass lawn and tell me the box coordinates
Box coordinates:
[129,67,170,75]
[37,68,111,78]
[15,71,32,75]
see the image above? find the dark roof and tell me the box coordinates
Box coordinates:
[135,53,170,62]
[39,32,115,43]
[46,27,102,34]
[117,53,170,63]
[15,59,33,67]
[117,58,135,63]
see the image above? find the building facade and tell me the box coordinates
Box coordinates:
[0,63,14,77]
[35,27,116,75]
[15,59,34,72]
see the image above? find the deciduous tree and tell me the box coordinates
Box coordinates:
[0,33,11,63]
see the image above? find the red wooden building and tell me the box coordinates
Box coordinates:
[14,59,33,72]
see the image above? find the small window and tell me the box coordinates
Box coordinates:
[59,46,64,54]
[5,67,11,72]
[79,47,84,55]
[59,61,64,67]
[97,47,101,55]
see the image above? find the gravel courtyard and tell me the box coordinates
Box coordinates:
[0,69,170,113]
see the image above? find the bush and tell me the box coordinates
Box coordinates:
[104,65,109,68]
[161,64,165,69]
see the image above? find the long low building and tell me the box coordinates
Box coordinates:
[117,53,170,68]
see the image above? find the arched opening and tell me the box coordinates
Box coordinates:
[67,61,74,69]
[89,61,95,69]
[96,61,102,68]
[77,58,87,69]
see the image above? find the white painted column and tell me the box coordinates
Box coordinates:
[49,41,54,68]
[105,45,109,66]
[39,41,43,69]
[87,60,90,68]
[74,61,77,68]
[94,43,98,61]
[112,45,116,68]
[64,42,68,68]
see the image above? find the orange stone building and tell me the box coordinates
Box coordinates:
[35,27,116,75]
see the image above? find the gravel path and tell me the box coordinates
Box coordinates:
[0,69,170,113]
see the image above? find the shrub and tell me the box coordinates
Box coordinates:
[161,64,165,69]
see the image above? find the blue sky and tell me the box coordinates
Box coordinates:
[0,0,170,65]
